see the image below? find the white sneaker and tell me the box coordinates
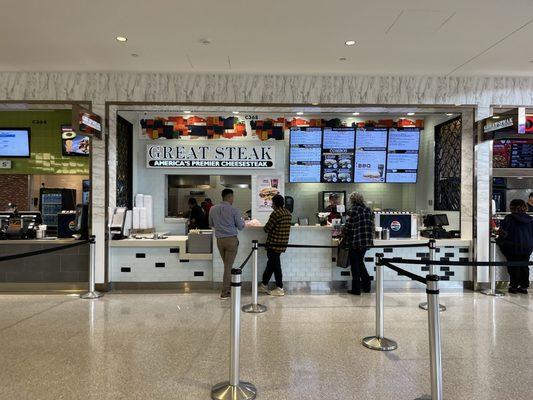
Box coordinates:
[259,283,270,295]
[270,287,285,296]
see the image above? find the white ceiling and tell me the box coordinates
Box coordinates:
[1,0,533,76]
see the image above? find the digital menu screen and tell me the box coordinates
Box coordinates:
[321,128,355,183]
[509,140,533,168]
[289,127,322,182]
[0,128,30,157]
[386,128,420,183]
[354,128,387,183]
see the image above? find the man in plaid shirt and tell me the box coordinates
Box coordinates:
[343,192,374,295]
[259,194,292,296]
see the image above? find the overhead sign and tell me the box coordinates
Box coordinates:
[480,107,528,139]
[146,142,275,169]
[483,117,514,133]
[72,105,102,139]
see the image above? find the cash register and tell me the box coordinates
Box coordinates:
[1,211,42,240]
[420,214,459,239]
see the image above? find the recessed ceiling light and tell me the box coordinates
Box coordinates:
[296,112,304,115]
[311,102,319,106]
[407,112,415,116]
[184,110,191,114]
[492,115,500,119]
[352,112,360,116]
[446,113,453,116]
[339,57,347,61]
[116,36,127,42]
[345,40,356,46]
[232,111,239,114]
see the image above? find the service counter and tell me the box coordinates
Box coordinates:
[109,226,472,287]
[0,238,89,284]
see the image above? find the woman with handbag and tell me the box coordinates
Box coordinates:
[497,199,533,294]
[343,192,374,295]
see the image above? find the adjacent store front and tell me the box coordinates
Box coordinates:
[0,103,98,290]
[105,105,476,289]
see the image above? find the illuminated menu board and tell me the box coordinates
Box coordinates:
[289,127,322,182]
[321,128,355,183]
[354,128,387,183]
[510,140,533,168]
[386,128,420,183]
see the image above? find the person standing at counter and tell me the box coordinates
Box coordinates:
[497,199,533,294]
[187,198,208,230]
[259,194,292,297]
[343,192,373,296]
[209,189,245,299]
[528,193,533,212]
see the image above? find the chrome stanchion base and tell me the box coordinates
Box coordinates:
[211,381,257,400]
[242,303,267,314]
[419,302,446,312]
[362,336,398,351]
[480,289,505,297]
[80,291,104,300]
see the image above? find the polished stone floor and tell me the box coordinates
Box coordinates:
[0,289,531,400]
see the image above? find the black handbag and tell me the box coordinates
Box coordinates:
[336,237,350,268]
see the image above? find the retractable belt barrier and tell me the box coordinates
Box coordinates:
[380,258,533,267]
[212,248,257,400]
[257,241,430,249]
[0,240,88,262]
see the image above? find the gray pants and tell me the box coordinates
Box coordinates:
[217,236,239,294]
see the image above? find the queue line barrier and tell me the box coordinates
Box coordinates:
[0,236,101,300]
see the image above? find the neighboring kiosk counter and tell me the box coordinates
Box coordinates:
[0,238,89,287]
[109,227,472,288]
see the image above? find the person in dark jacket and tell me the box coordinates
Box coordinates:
[527,192,533,212]
[187,198,208,230]
[259,195,292,296]
[343,192,374,295]
[497,199,533,294]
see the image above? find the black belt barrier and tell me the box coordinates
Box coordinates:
[381,257,533,267]
[381,261,427,284]
[257,242,430,250]
[0,240,89,263]
[236,248,255,271]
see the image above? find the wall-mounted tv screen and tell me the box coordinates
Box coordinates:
[0,128,31,157]
[354,128,387,183]
[321,128,355,183]
[289,127,322,183]
[385,128,420,183]
[61,125,90,156]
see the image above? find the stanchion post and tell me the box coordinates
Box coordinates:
[362,253,398,351]
[420,239,446,311]
[481,238,504,297]
[426,274,443,400]
[80,235,103,300]
[242,241,267,314]
[211,268,257,400]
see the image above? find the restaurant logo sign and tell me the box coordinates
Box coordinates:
[483,117,514,133]
[146,142,275,169]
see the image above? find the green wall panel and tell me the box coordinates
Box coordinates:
[0,110,89,174]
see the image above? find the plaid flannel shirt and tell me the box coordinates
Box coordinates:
[343,204,374,250]
[264,207,292,253]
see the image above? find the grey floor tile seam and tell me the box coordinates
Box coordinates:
[498,297,533,312]
[0,299,73,333]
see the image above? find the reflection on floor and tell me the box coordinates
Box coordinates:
[0,290,531,400]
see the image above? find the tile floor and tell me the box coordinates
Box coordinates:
[0,289,531,400]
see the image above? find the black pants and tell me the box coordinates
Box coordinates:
[348,248,371,294]
[506,254,531,289]
[262,250,283,288]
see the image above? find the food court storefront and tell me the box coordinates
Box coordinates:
[105,104,475,290]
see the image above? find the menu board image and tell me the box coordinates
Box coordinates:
[289,127,322,183]
[386,128,420,183]
[509,140,533,168]
[354,128,387,183]
[321,128,355,183]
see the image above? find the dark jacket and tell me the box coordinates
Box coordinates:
[343,203,374,250]
[264,207,292,253]
[497,212,533,258]
[189,205,208,229]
